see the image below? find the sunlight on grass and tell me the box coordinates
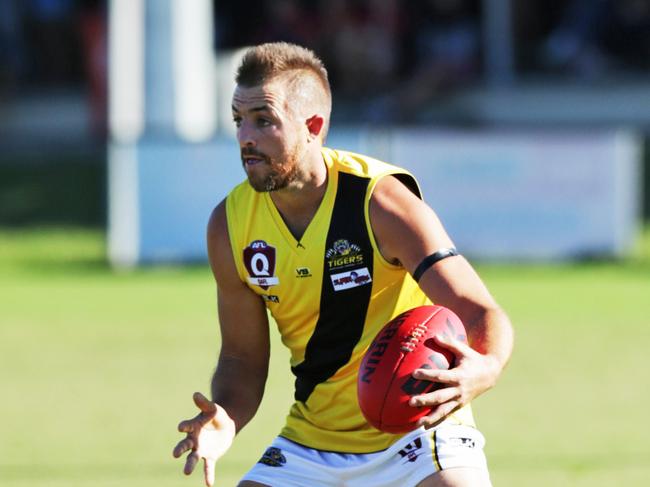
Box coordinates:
[1,225,649,487]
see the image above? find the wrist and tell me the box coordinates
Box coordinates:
[213,402,237,436]
[482,353,503,389]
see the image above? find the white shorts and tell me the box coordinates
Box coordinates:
[240,424,488,487]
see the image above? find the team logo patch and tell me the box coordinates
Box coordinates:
[243,240,279,290]
[258,447,286,467]
[326,239,364,271]
[261,294,280,303]
[330,268,372,291]
[398,437,423,463]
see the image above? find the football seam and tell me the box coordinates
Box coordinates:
[377,351,407,431]
[379,306,445,430]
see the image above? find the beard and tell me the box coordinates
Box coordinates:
[242,146,301,192]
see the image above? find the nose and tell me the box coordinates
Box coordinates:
[237,122,256,148]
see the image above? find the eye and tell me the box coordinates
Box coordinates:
[232,116,242,127]
[257,117,271,127]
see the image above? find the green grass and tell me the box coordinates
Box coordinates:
[1,227,650,486]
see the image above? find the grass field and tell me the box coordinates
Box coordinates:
[1,228,649,486]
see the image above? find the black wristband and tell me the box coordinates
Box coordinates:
[412,248,459,282]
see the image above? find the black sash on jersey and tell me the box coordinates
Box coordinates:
[291,172,374,402]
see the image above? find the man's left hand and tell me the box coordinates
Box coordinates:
[408,334,500,428]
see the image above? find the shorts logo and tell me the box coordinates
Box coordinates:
[330,268,372,291]
[243,240,279,290]
[258,447,286,467]
[398,437,423,463]
[449,437,476,449]
[326,239,363,271]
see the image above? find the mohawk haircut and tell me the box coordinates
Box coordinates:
[235,43,332,140]
[236,42,330,93]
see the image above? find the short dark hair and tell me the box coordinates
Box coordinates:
[236,42,330,95]
[236,43,332,140]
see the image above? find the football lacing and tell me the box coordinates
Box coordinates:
[400,323,428,353]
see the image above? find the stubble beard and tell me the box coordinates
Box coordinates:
[244,147,302,193]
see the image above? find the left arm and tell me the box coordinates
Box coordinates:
[369,175,514,427]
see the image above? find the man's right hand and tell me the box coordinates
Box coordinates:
[173,392,236,486]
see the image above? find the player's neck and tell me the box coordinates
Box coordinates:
[269,152,328,241]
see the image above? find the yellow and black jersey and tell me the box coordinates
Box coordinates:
[225,147,474,453]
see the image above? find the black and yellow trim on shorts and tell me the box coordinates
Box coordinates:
[431,429,442,471]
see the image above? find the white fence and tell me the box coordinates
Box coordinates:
[108,128,642,266]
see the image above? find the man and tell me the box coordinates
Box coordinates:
[173,42,513,487]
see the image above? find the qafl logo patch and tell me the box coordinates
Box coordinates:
[325,239,364,271]
[243,240,279,290]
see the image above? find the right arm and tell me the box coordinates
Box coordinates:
[173,200,270,486]
[207,199,271,432]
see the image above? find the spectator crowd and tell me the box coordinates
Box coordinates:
[1,0,649,125]
[216,0,650,120]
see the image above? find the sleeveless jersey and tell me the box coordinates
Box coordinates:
[225,148,474,453]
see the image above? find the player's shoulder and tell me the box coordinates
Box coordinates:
[323,147,402,178]
[207,198,228,242]
[324,147,421,197]
[369,175,429,232]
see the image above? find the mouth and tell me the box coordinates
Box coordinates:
[243,157,264,166]
[241,149,268,167]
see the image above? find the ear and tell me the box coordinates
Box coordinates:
[306,115,325,140]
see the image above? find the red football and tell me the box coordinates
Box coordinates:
[357,305,467,433]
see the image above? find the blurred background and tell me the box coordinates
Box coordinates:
[1,0,649,231]
[1,1,650,486]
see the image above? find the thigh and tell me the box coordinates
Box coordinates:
[238,482,271,487]
[416,467,492,487]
